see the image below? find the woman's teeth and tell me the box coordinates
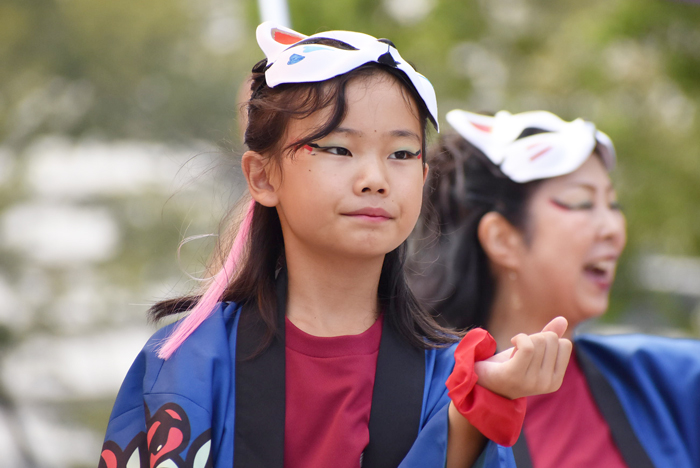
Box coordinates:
[585,260,615,276]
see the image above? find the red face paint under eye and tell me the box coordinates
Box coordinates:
[303,144,314,153]
[549,199,572,210]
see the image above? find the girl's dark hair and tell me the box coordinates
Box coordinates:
[149,54,456,350]
[410,132,544,330]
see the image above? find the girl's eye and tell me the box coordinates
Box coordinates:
[327,146,350,156]
[389,150,421,160]
[308,143,351,156]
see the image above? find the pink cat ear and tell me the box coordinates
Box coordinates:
[446,110,503,163]
[448,110,495,134]
[157,199,256,360]
[256,22,307,62]
[469,122,493,133]
[272,28,305,45]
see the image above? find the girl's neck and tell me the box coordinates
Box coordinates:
[284,247,384,338]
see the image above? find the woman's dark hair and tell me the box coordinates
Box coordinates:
[410,132,544,330]
[149,53,457,350]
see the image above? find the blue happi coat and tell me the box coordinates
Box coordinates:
[513,333,700,468]
[100,301,516,468]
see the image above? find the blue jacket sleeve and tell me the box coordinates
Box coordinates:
[577,333,700,468]
[100,303,240,468]
[398,344,516,468]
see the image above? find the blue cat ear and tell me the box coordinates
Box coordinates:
[257,22,307,62]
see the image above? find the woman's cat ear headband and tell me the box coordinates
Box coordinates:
[446,109,616,183]
[255,22,439,130]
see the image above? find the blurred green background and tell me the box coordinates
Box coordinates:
[0,0,699,465]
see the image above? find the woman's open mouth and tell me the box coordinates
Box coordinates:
[583,259,616,290]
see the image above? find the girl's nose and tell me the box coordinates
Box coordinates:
[356,156,389,195]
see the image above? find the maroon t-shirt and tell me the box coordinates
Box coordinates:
[284,315,383,468]
[524,352,627,467]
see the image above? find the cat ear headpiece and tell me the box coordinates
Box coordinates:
[445,109,615,183]
[256,22,439,130]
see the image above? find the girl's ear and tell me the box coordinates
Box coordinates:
[242,150,280,207]
[423,163,429,185]
[477,211,524,271]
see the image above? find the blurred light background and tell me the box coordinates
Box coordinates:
[0,0,699,465]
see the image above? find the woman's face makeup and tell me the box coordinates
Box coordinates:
[549,185,622,212]
[514,155,627,326]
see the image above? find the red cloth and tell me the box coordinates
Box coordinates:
[445,328,527,447]
[524,352,627,467]
[284,316,382,468]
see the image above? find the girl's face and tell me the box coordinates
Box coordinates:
[515,155,627,325]
[272,73,427,261]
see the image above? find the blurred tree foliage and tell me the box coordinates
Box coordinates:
[0,0,258,145]
[1,0,699,317]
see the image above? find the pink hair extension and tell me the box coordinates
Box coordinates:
[157,199,256,360]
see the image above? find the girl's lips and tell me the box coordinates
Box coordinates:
[342,207,393,221]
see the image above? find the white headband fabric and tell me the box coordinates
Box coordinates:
[256,22,439,130]
[445,109,616,183]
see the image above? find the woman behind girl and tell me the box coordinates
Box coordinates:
[100,24,571,468]
[414,109,700,467]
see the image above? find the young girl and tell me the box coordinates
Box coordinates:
[414,109,700,467]
[99,24,571,468]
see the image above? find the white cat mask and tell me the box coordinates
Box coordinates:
[446,109,615,183]
[256,22,439,129]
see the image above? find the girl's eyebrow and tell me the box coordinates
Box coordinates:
[389,129,421,143]
[331,127,421,143]
[332,126,363,137]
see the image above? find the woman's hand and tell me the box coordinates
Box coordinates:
[473,317,572,399]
